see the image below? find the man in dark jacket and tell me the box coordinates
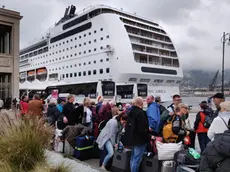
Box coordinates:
[200,123,230,172]
[124,97,152,172]
[63,95,77,125]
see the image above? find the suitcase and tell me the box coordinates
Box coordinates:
[74,135,94,161]
[111,149,131,172]
[161,161,176,172]
[176,165,196,172]
[140,155,160,172]
[92,142,100,159]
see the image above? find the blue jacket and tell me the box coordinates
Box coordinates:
[57,104,63,113]
[146,102,160,133]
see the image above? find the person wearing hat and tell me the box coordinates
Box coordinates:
[208,101,230,140]
[194,101,212,152]
[212,93,225,118]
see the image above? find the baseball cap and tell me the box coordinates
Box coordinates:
[212,93,225,99]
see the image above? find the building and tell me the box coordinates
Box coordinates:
[0,7,22,101]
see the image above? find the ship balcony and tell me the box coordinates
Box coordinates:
[132,45,178,59]
[131,40,175,52]
[134,53,179,68]
[124,23,167,37]
[128,32,172,45]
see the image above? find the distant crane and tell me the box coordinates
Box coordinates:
[209,69,219,91]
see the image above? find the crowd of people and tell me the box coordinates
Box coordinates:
[16,92,230,172]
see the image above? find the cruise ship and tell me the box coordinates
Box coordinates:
[19,5,183,101]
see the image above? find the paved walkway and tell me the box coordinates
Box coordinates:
[46,151,101,172]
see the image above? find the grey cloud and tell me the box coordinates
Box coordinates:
[2,0,230,70]
[187,26,210,39]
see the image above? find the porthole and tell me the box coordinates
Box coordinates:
[106,35,110,39]
[89,32,91,35]
[100,28,103,31]
[101,37,103,40]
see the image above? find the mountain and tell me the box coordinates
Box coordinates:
[181,69,230,88]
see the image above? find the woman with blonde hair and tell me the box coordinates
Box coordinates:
[81,97,93,128]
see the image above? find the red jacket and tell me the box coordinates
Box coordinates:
[195,112,208,133]
[97,103,112,123]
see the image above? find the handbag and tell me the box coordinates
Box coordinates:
[147,137,163,155]
[156,141,183,160]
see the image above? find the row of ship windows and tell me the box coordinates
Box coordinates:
[30,44,110,61]
[128,78,181,84]
[50,34,110,49]
[62,68,110,79]
[47,44,110,57]
[48,58,109,71]
[19,28,107,60]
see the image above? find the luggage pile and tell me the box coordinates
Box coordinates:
[54,123,201,172]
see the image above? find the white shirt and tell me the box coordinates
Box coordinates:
[85,107,92,123]
[208,112,230,140]
[0,99,4,108]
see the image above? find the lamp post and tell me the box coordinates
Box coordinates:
[221,32,230,94]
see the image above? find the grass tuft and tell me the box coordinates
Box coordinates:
[0,115,54,171]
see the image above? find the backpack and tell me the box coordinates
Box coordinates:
[203,110,215,128]
[174,150,200,166]
[163,116,178,143]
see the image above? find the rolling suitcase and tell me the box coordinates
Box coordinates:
[74,135,94,161]
[111,148,131,172]
[140,155,160,172]
[176,165,196,172]
[161,161,176,172]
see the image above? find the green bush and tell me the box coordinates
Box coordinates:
[0,115,54,171]
[33,163,71,172]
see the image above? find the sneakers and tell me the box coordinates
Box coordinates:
[100,165,107,171]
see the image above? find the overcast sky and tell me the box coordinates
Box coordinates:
[2,0,230,71]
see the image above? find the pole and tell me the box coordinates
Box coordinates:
[222,32,225,94]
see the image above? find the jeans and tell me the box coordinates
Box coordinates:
[197,132,210,152]
[130,144,146,172]
[102,140,114,166]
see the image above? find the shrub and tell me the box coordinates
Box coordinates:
[0,115,54,171]
[33,163,70,172]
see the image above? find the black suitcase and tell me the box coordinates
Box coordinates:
[111,149,131,172]
[140,155,160,172]
[176,165,197,172]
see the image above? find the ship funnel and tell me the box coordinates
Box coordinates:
[69,5,76,17]
[64,6,70,18]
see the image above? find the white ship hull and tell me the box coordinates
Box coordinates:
[19,5,183,101]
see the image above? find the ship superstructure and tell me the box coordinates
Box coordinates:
[19,5,183,101]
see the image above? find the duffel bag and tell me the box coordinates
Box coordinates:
[174,150,200,166]
[156,141,183,160]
